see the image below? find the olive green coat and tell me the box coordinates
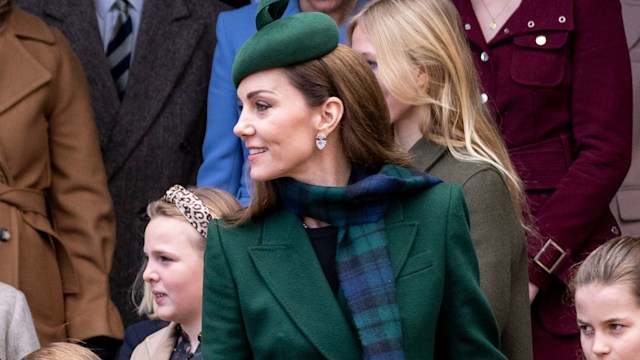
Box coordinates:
[410,138,532,360]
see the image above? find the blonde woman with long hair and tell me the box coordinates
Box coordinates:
[349,0,531,358]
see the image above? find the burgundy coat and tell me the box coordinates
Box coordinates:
[453,0,632,348]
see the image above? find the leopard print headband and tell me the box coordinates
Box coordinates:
[163,185,213,238]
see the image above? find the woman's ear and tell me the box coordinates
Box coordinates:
[416,68,428,90]
[317,96,344,135]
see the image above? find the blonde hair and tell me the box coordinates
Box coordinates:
[570,236,640,305]
[227,45,412,225]
[22,342,101,360]
[348,0,527,225]
[132,187,241,318]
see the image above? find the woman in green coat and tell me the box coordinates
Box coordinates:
[349,0,532,358]
[202,0,506,358]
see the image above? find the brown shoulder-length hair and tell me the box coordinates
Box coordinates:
[0,0,12,31]
[226,45,412,225]
[569,235,640,305]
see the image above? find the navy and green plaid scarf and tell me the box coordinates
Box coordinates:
[275,164,441,360]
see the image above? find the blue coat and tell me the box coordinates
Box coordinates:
[202,183,506,359]
[197,0,366,205]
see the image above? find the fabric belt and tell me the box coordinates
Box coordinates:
[0,183,78,292]
[0,183,47,216]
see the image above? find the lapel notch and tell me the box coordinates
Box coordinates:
[0,32,50,115]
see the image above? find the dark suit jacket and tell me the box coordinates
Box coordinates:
[16,0,230,326]
[453,0,632,341]
[410,139,532,360]
[203,183,506,359]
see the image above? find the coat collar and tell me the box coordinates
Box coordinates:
[454,0,573,47]
[248,201,418,359]
[408,138,447,172]
[7,8,55,43]
[0,9,52,115]
[136,322,178,359]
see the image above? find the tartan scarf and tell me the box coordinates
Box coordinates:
[275,164,441,360]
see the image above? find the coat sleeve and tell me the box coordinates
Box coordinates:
[435,186,507,359]
[46,29,123,340]
[461,169,528,335]
[197,12,249,205]
[202,219,252,359]
[528,0,632,287]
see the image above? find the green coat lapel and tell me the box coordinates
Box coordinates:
[384,200,420,279]
[248,210,360,360]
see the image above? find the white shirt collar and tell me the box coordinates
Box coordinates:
[94,0,143,18]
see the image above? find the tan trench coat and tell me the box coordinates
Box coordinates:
[0,8,123,344]
[130,322,179,360]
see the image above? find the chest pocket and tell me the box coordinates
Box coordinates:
[511,31,570,87]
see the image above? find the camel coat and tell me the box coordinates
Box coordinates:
[130,322,179,360]
[0,8,123,344]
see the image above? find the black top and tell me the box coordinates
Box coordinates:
[305,226,339,295]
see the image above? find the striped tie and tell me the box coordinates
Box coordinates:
[106,0,132,100]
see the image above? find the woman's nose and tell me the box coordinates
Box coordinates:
[233,109,256,139]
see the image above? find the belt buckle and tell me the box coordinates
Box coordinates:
[534,238,566,274]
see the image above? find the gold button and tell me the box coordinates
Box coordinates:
[535,35,547,46]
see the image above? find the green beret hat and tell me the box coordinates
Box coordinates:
[231,0,340,87]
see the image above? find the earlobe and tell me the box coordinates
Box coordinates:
[317,96,344,134]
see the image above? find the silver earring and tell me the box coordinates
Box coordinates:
[315,134,327,150]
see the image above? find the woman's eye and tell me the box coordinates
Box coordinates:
[159,256,172,263]
[256,101,271,111]
[367,60,378,70]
